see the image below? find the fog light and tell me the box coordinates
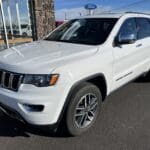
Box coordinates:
[23,104,44,112]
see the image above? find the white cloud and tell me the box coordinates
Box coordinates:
[55,5,112,20]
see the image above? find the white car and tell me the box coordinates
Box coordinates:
[0,12,150,136]
[21,25,32,37]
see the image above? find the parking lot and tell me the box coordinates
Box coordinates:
[0,75,150,150]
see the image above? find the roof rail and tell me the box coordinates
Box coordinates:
[125,11,150,15]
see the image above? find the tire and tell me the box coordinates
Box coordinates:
[22,32,28,37]
[65,82,102,136]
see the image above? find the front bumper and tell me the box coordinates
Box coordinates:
[0,83,71,126]
[0,102,58,131]
[0,102,25,122]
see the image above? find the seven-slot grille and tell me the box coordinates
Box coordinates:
[0,70,23,91]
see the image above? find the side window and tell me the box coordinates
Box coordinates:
[136,18,150,40]
[118,18,137,39]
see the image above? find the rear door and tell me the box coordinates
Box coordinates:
[136,17,150,71]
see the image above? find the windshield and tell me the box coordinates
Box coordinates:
[45,18,118,45]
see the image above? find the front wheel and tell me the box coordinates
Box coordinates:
[65,82,102,136]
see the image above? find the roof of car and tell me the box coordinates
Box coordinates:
[78,12,150,19]
[82,13,123,19]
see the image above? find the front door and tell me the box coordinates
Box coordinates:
[113,18,145,89]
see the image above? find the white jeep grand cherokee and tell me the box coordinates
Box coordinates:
[0,12,150,136]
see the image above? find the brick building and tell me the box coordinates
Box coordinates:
[31,0,55,40]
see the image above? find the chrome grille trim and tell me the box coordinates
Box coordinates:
[17,75,23,88]
[8,73,14,89]
[0,70,23,91]
[1,71,6,87]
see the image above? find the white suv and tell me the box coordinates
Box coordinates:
[0,12,150,136]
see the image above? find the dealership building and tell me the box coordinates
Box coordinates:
[0,0,55,51]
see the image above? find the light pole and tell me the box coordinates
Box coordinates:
[7,0,13,36]
[15,0,22,35]
[0,0,9,48]
[27,0,31,30]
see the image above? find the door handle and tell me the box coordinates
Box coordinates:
[136,44,142,48]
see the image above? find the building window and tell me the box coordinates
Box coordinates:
[0,0,33,51]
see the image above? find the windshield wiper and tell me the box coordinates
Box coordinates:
[44,38,96,45]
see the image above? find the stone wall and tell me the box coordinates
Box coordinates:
[33,0,55,40]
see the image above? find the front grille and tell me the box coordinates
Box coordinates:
[0,70,23,91]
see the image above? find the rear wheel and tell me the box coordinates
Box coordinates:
[65,82,102,136]
[22,32,28,37]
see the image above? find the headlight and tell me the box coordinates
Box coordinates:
[23,74,59,87]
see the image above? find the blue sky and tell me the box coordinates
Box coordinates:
[55,0,150,20]
[55,0,137,10]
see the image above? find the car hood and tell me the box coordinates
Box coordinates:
[0,40,98,74]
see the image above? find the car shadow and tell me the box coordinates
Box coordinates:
[0,112,69,138]
[134,72,150,83]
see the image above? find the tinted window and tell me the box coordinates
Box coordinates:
[118,18,137,39]
[136,18,150,39]
[45,18,118,45]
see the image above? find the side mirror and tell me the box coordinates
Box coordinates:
[115,33,136,46]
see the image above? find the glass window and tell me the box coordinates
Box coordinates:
[0,0,33,50]
[118,18,137,39]
[136,18,150,40]
[0,5,7,50]
[45,18,118,45]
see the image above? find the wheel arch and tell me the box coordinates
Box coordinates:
[57,73,108,128]
[68,73,107,100]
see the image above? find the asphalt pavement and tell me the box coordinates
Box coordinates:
[0,75,150,150]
